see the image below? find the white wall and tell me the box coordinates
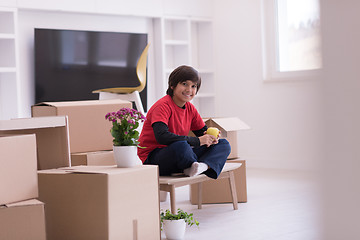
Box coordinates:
[17,10,157,117]
[213,0,322,170]
[11,0,323,171]
[320,1,360,239]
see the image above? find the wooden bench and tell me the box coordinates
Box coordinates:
[159,162,242,213]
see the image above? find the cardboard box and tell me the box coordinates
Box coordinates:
[0,199,46,240]
[0,116,70,170]
[190,159,248,204]
[204,117,250,159]
[38,165,160,240]
[0,134,38,205]
[32,99,132,153]
[71,150,115,166]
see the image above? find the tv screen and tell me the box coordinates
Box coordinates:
[34,28,148,110]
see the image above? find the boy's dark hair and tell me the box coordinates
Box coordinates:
[166,65,201,96]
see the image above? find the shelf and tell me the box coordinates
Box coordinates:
[197,69,214,74]
[163,17,189,42]
[165,44,190,69]
[0,67,16,72]
[0,10,15,34]
[166,68,213,75]
[196,93,215,98]
[0,39,16,67]
[158,16,215,117]
[0,70,18,120]
[164,40,189,46]
[0,33,15,39]
[165,68,213,74]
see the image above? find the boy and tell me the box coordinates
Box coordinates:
[138,65,230,179]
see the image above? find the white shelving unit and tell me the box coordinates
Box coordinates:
[190,18,215,117]
[0,7,215,119]
[0,7,18,120]
[156,16,215,117]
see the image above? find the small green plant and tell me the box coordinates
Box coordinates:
[160,208,199,230]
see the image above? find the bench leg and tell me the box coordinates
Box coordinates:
[198,182,202,209]
[229,170,238,210]
[169,185,176,214]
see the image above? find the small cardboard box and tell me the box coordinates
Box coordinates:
[0,116,70,170]
[0,199,46,240]
[71,150,115,166]
[0,134,38,205]
[190,159,248,204]
[204,117,250,159]
[32,99,132,153]
[38,165,160,240]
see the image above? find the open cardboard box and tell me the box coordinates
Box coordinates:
[190,117,250,159]
[38,165,160,240]
[0,199,46,240]
[0,116,70,170]
[32,99,132,153]
[0,134,38,205]
[204,117,250,159]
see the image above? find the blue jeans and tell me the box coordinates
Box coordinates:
[144,139,231,179]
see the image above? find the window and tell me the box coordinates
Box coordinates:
[262,0,322,81]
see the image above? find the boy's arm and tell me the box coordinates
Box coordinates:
[192,125,208,137]
[152,121,200,147]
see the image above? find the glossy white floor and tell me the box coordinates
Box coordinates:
[160,168,321,240]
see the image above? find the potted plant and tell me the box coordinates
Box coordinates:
[105,107,146,167]
[160,208,199,240]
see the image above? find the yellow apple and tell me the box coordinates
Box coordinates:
[206,127,220,138]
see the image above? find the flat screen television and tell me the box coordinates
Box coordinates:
[34,28,148,110]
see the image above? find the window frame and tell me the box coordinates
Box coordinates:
[261,0,322,82]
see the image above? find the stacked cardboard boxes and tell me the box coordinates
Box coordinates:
[2,99,161,239]
[0,134,46,240]
[32,99,132,153]
[32,99,132,166]
[29,99,160,239]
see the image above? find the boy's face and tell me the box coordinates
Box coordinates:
[171,80,197,107]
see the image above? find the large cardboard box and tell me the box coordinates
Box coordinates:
[204,117,250,159]
[32,99,132,153]
[38,165,160,240]
[0,116,70,170]
[71,150,115,166]
[0,199,46,240]
[0,134,38,205]
[190,159,248,204]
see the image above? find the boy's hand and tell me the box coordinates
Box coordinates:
[199,133,219,147]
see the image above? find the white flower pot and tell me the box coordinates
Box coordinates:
[113,145,140,168]
[163,219,186,240]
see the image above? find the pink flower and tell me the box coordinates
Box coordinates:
[105,107,146,146]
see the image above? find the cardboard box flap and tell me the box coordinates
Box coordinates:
[4,199,44,208]
[206,117,251,132]
[34,99,131,108]
[60,165,153,175]
[38,168,71,175]
[0,116,67,130]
